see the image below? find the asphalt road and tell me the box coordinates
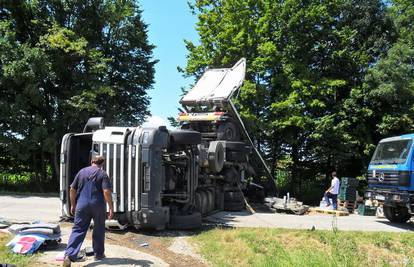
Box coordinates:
[205,211,414,232]
[1,195,413,232]
[0,194,61,223]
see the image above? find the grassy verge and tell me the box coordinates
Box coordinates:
[0,234,37,266]
[191,228,414,267]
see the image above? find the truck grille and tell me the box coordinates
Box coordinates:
[367,170,410,186]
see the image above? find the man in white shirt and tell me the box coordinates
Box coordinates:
[324,171,340,210]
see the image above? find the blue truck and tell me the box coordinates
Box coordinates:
[366,134,414,223]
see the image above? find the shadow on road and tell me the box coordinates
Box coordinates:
[376,220,414,231]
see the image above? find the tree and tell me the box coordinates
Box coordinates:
[0,0,156,190]
[184,0,394,197]
[360,0,414,139]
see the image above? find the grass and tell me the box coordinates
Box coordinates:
[0,234,37,266]
[190,228,414,267]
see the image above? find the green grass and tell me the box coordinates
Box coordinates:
[190,228,414,267]
[0,234,37,266]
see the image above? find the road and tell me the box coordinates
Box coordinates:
[0,194,61,223]
[205,210,414,232]
[1,195,413,232]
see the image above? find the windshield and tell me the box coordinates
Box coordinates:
[371,139,412,164]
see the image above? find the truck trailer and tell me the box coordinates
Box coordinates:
[59,59,273,230]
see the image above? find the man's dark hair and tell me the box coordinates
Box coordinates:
[91,155,105,165]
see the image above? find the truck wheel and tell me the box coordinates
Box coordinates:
[224,141,249,152]
[383,206,411,223]
[168,212,202,230]
[217,121,240,141]
[170,130,201,145]
[195,193,202,213]
[207,189,215,211]
[201,190,209,214]
[226,151,247,162]
[224,191,244,202]
[208,141,224,172]
[224,200,245,211]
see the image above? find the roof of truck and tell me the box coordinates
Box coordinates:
[180,58,246,105]
[380,133,414,143]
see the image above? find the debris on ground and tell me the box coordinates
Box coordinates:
[5,222,61,255]
[139,242,149,247]
[309,207,349,216]
[264,195,309,215]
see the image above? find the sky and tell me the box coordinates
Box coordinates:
[139,1,199,125]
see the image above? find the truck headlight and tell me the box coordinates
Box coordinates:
[365,192,372,198]
[392,195,401,201]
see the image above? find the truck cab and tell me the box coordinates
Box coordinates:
[366,134,414,223]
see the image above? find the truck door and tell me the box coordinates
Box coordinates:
[60,133,93,217]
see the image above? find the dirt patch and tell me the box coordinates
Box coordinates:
[106,229,207,267]
[168,234,206,264]
[359,243,409,266]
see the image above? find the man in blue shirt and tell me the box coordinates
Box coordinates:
[63,155,113,267]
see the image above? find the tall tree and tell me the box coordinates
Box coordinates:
[0,0,156,190]
[359,0,414,140]
[184,0,394,196]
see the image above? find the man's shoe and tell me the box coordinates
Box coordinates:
[94,254,106,261]
[62,256,71,267]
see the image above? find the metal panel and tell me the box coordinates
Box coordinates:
[112,144,118,212]
[120,144,125,212]
[135,144,140,211]
[128,145,132,211]
[105,143,111,212]
[99,143,103,156]
[180,58,246,104]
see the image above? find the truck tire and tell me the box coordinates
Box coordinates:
[224,141,249,152]
[208,141,224,172]
[200,190,209,214]
[195,193,202,213]
[224,200,245,211]
[224,191,244,202]
[170,130,201,145]
[217,121,240,141]
[226,151,247,162]
[383,205,411,223]
[168,212,202,230]
[206,189,215,212]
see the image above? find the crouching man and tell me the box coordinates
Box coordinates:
[63,155,114,267]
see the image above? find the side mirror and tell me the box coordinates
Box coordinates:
[83,117,105,133]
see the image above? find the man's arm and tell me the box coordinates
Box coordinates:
[103,189,114,219]
[69,187,77,215]
[325,183,334,193]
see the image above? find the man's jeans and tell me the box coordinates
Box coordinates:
[324,192,338,210]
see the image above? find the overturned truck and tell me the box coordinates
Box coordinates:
[60,58,274,230]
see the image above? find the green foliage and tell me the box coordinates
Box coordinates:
[0,0,156,189]
[184,0,406,196]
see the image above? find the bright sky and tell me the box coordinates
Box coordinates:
[140,1,199,125]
